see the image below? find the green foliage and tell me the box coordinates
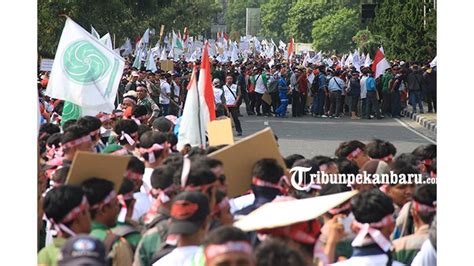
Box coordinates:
[353,29,383,55]
[38,0,221,58]
[312,8,359,53]
[283,0,338,43]
[369,0,436,62]
[260,0,295,41]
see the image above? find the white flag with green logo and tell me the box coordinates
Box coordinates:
[45,18,124,116]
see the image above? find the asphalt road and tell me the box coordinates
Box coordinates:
[234,111,437,159]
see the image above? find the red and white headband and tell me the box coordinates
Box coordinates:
[204,241,252,261]
[111,148,129,156]
[48,196,89,237]
[139,143,167,163]
[46,144,63,160]
[347,148,363,161]
[62,135,92,149]
[252,177,284,192]
[412,200,436,214]
[378,154,393,163]
[123,97,137,105]
[90,190,117,210]
[328,201,352,215]
[125,170,143,181]
[352,214,394,252]
[119,131,136,146]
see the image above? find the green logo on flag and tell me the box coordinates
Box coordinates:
[61,101,82,125]
[63,40,110,84]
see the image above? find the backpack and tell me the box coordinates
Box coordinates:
[310,74,320,95]
[149,242,176,264]
[103,225,140,266]
[268,79,279,93]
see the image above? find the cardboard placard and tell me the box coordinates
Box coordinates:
[66,151,131,192]
[262,91,272,105]
[234,190,359,231]
[40,58,54,72]
[160,60,174,72]
[208,127,285,198]
[208,118,234,146]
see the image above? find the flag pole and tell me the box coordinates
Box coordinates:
[195,63,204,149]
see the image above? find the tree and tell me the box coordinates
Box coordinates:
[38,0,221,58]
[282,0,361,43]
[312,8,359,53]
[369,0,436,62]
[260,0,295,41]
[353,29,383,55]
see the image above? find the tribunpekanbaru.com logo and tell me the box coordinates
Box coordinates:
[289,166,434,191]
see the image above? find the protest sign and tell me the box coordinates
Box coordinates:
[234,190,358,231]
[66,151,130,192]
[208,118,234,146]
[208,127,285,198]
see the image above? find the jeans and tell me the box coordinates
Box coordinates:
[391,90,401,117]
[270,91,280,113]
[312,89,326,116]
[291,90,301,116]
[361,98,368,118]
[255,92,264,114]
[350,95,360,114]
[248,92,256,114]
[381,90,392,115]
[299,93,307,115]
[329,91,342,117]
[409,90,424,113]
[276,99,288,116]
[160,104,169,116]
[228,106,242,133]
[366,91,381,118]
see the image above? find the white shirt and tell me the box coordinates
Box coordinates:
[132,192,152,221]
[213,87,224,104]
[223,84,238,106]
[360,76,368,99]
[153,246,200,266]
[254,74,266,94]
[229,193,255,214]
[411,239,437,266]
[159,79,171,104]
[171,81,180,101]
[331,254,405,266]
[140,167,154,194]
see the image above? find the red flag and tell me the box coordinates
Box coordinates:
[224,32,229,41]
[183,27,188,42]
[371,47,390,78]
[217,31,221,40]
[199,43,216,121]
[287,38,294,60]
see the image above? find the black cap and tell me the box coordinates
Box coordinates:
[169,191,210,235]
[58,234,107,266]
[152,116,173,132]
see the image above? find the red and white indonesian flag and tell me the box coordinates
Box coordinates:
[177,43,216,150]
[371,47,390,78]
[287,38,294,60]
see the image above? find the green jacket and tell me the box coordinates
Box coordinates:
[382,72,393,92]
[134,210,170,266]
[90,221,141,249]
[37,237,66,266]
